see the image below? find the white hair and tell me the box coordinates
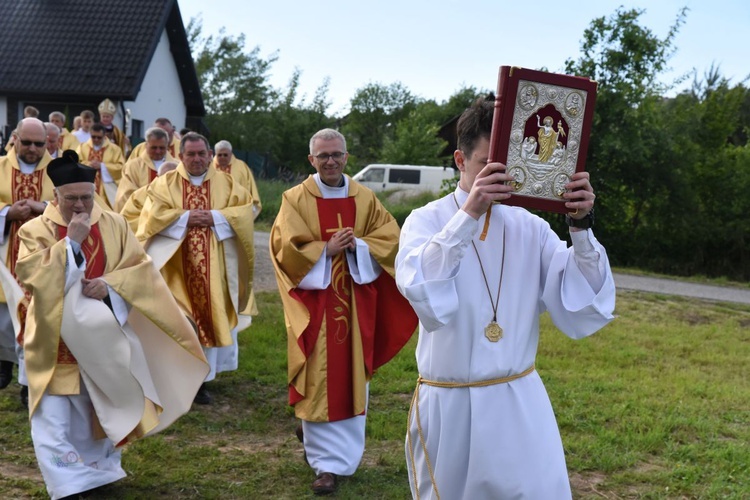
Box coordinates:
[214,140,232,152]
[309,128,346,154]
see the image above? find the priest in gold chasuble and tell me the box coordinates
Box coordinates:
[212,139,262,327]
[75,123,125,208]
[270,128,417,495]
[114,127,174,212]
[0,118,55,395]
[136,132,255,406]
[15,151,208,500]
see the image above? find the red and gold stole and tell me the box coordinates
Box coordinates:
[215,163,230,174]
[148,167,158,183]
[181,178,215,346]
[86,146,106,194]
[292,198,358,421]
[8,169,45,275]
[9,169,45,342]
[53,224,107,364]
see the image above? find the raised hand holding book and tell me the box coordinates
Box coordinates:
[488,66,597,213]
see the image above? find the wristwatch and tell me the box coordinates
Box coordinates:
[565,209,594,229]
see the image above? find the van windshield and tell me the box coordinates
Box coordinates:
[360,168,385,182]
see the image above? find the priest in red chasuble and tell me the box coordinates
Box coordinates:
[270,128,417,495]
[15,151,208,500]
[136,132,255,406]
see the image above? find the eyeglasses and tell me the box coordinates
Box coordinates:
[19,139,46,148]
[62,195,94,203]
[216,153,230,157]
[90,134,105,139]
[313,152,346,162]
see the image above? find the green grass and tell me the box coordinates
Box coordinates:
[1,290,749,498]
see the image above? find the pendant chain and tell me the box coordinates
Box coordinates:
[453,194,506,323]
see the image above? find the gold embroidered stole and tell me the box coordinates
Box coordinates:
[181,178,216,345]
[86,146,106,194]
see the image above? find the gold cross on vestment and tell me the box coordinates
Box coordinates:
[326,213,345,234]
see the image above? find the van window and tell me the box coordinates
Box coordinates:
[360,168,385,182]
[389,169,420,184]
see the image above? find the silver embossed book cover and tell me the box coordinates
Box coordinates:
[489,66,597,213]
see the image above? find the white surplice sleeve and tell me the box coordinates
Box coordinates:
[297,247,332,290]
[159,211,190,239]
[346,237,382,285]
[396,208,477,332]
[541,228,616,340]
[298,237,382,290]
[210,210,235,242]
[0,205,9,244]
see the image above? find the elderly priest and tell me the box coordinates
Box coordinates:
[15,150,209,500]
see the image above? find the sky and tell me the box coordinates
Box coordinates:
[178,0,748,116]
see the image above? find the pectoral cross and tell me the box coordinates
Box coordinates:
[326,213,345,234]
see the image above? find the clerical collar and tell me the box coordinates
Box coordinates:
[50,150,59,159]
[17,158,39,174]
[189,171,208,186]
[313,173,348,199]
[153,158,165,167]
[453,185,470,204]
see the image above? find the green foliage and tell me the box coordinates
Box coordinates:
[189,7,750,280]
[187,18,334,172]
[377,190,440,227]
[341,82,418,170]
[379,109,449,166]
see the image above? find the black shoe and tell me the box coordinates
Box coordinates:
[20,385,28,408]
[0,361,12,389]
[193,383,212,405]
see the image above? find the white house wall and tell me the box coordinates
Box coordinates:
[123,29,186,137]
[0,97,7,132]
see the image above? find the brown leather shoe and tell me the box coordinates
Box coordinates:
[311,472,337,495]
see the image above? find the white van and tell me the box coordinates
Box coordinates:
[352,164,456,193]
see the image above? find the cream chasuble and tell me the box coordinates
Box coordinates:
[76,138,125,208]
[16,203,208,445]
[136,164,255,348]
[114,150,174,212]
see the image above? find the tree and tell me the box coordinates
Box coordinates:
[341,82,418,169]
[379,108,449,166]
[187,18,333,174]
[564,7,689,266]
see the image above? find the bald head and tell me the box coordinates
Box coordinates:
[157,160,178,176]
[16,117,46,136]
[15,118,47,164]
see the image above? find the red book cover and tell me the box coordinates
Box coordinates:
[488,66,597,213]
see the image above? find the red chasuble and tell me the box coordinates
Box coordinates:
[289,198,415,422]
[54,223,107,364]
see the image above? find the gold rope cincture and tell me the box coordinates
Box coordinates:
[406,364,536,500]
[452,194,505,343]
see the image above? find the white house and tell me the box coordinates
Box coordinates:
[0,0,205,147]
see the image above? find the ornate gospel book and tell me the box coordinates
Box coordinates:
[488,66,597,213]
